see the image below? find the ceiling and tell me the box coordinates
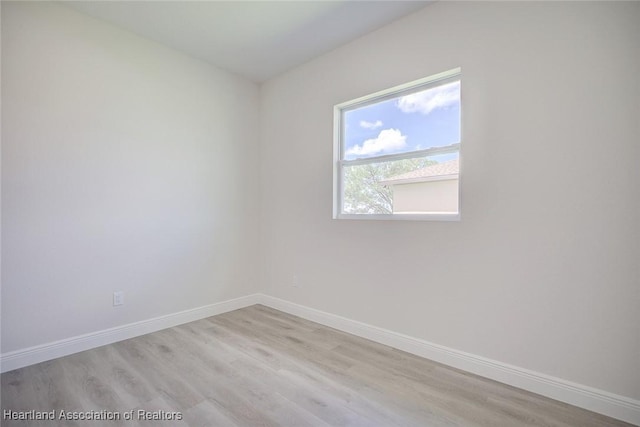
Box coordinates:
[62,1,431,83]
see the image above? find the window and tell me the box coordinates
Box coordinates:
[333,68,461,220]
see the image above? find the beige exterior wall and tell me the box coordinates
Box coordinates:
[391,179,459,213]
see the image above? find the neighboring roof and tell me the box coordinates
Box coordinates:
[380,158,459,186]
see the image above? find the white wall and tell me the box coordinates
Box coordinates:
[2,0,639,411]
[1,2,260,353]
[260,1,640,401]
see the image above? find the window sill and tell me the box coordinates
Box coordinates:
[335,213,461,222]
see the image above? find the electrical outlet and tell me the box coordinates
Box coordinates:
[113,291,124,306]
[292,275,300,288]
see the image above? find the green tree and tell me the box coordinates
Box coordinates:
[343,157,436,214]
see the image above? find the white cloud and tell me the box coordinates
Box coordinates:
[359,120,383,130]
[397,81,460,115]
[346,128,407,157]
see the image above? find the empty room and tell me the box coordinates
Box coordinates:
[1,1,639,426]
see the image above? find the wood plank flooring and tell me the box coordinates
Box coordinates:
[1,305,633,426]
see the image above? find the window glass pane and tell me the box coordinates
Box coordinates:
[343,153,459,215]
[343,80,460,161]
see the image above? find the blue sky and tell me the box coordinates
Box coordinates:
[343,81,460,161]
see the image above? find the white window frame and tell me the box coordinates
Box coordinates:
[333,67,462,221]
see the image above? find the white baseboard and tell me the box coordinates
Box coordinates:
[0,294,260,374]
[2,292,638,425]
[257,294,640,426]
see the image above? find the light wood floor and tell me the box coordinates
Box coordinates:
[1,305,633,427]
